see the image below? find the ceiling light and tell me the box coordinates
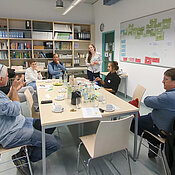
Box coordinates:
[62,0,82,15]
[56,0,63,8]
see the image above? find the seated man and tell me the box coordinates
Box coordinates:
[0,64,60,174]
[48,53,66,79]
[25,60,42,90]
[130,68,175,158]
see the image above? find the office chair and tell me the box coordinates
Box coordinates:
[77,116,133,175]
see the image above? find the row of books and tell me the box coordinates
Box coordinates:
[9,31,24,38]
[10,51,31,59]
[34,52,46,58]
[0,31,7,38]
[74,32,91,40]
[0,52,8,59]
[55,33,72,40]
[0,42,8,49]
[55,42,72,50]
[0,31,24,38]
[32,32,52,40]
[10,42,31,50]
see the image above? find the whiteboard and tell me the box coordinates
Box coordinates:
[120,8,175,68]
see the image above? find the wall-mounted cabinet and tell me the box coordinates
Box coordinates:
[0,18,94,69]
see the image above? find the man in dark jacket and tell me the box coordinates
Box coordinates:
[48,53,66,79]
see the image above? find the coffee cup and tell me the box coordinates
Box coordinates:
[54,104,62,112]
[56,95,64,100]
[106,104,114,111]
[98,95,103,102]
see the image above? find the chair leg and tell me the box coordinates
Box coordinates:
[87,158,92,175]
[24,146,33,175]
[160,149,168,175]
[126,149,132,175]
[77,142,83,172]
[137,132,144,159]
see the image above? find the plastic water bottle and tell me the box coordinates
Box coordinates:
[83,85,88,103]
[64,71,68,87]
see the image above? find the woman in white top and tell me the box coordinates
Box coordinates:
[85,44,102,82]
[25,60,42,90]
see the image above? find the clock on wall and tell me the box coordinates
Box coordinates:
[100,23,104,32]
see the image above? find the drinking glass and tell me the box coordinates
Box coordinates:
[76,97,81,109]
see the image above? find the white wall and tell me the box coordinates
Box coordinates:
[0,0,93,24]
[93,0,175,99]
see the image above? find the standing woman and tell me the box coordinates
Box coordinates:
[96,61,121,94]
[85,44,102,81]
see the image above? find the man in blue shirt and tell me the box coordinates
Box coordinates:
[0,64,60,174]
[48,53,66,79]
[131,68,175,158]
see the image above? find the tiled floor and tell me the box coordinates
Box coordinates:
[0,93,167,175]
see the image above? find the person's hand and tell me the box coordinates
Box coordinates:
[94,61,98,64]
[90,62,95,66]
[11,75,26,91]
[95,77,101,81]
[57,61,60,65]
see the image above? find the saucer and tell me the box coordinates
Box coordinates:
[55,96,64,101]
[52,108,64,113]
[105,104,115,112]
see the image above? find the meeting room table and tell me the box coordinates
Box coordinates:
[36,79,139,175]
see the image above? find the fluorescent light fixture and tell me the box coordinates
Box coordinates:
[62,0,82,15]
[56,0,63,8]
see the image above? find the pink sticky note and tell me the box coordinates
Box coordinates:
[145,57,152,64]
[123,57,127,61]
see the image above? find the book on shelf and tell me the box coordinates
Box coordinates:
[0,31,7,38]
[0,52,8,59]
[0,42,8,49]
[10,42,31,50]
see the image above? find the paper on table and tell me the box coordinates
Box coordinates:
[38,85,52,89]
[45,94,51,98]
[82,107,102,118]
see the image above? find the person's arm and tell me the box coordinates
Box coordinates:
[94,53,103,65]
[48,63,60,75]
[0,100,21,117]
[58,62,66,72]
[144,92,168,109]
[104,88,115,93]
[8,75,25,102]
[85,54,91,67]
[37,71,42,80]
[95,77,104,85]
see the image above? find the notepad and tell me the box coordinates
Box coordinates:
[82,108,102,118]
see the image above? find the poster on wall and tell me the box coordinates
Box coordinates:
[120,8,175,68]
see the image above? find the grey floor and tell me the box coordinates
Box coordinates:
[0,93,167,175]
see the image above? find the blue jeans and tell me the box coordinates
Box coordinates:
[5,119,60,162]
[27,81,37,90]
[130,113,166,146]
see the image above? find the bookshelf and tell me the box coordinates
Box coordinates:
[0,18,94,69]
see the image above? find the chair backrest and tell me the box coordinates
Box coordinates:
[132,84,146,108]
[24,88,33,117]
[94,116,133,158]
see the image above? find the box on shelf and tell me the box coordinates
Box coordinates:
[44,42,53,49]
[34,46,44,50]
[32,32,52,40]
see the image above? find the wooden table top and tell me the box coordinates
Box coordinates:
[36,80,137,127]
